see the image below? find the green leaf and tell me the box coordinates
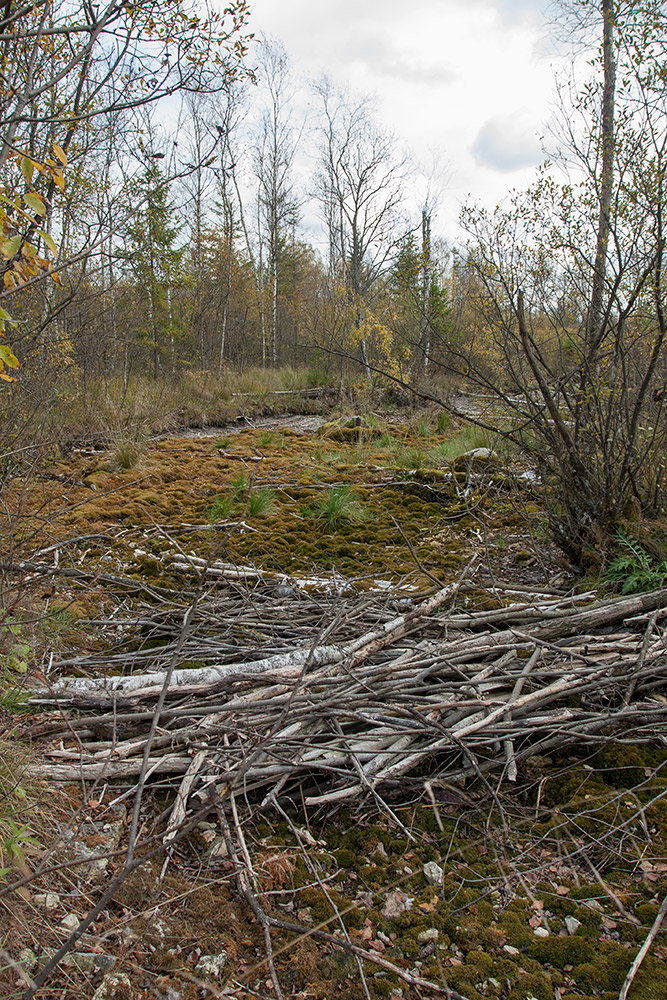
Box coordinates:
[37,229,57,254]
[0,343,20,368]
[20,156,33,183]
[1,235,21,259]
[24,193,46,215]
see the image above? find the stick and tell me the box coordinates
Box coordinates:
[619,893,667,1000]
[265,915,470,999]
[216,800,284,1000]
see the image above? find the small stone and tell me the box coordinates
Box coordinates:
[453,447,498,470]
[33,892,59,910]
[423,861,443,886]
[91,972,132,1000]
[564,916,582,935]
[533,926,549,938]
[206,835,228,858]
[60,913,80,932]
[63,952,116,972]
[382,890,413,919]
[503,945,520,956]
[417,928,439,944]
[195,952,228,979]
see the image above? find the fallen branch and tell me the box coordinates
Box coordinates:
[619,893,667,1000]
[25,582,667,817]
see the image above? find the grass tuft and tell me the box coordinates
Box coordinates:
[207,494,234,523]
[247,487,276,517]
[310,486,371,532]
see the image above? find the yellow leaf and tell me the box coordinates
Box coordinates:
[50,167,65,192]
[37,229,57,254]
[52,143,67,166]
[1,235,21,259]
[0,343,19,368]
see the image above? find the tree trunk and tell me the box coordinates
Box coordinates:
[586,0,616,354]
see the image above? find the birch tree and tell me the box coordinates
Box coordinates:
[253,37,300,367]
[313,78,405,378]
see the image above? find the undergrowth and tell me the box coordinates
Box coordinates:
[606,529,667,594]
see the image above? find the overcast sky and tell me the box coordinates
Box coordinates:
[243,0,571,244]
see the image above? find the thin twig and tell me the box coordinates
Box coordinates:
[216,798,285,1000]
[619,893,667,1000]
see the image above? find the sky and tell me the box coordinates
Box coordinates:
[242,0,573,245]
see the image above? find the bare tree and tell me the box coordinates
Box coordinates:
[428,0,667,564]
[313,78,405,378]
[253,36,300,367]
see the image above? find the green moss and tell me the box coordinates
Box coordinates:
[528,934,595,967]
[540,768,609,808]
[592,742,667,788]
[370,977,395,997]
[507,975,552,1000]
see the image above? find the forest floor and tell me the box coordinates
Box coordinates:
[1,405,666,1000]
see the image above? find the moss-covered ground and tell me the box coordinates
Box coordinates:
[3,411,566,599]
[1,410,666,999]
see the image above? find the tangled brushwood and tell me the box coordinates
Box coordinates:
[26,574,667,812]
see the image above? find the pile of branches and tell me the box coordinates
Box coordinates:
[27,578,667,816]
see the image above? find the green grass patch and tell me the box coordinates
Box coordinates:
[309,486,372,532]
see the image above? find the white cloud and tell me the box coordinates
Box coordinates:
[243,0,572,240]
[472,115,544,172]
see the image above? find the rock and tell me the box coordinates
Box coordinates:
[195,952,228,978]
[91,972,132,1000]
[423,861,444,886]
[381,890,413,919]
[33,892,59,910]
[62,952,116,972]
[533,926,549,938]
[160,989,183,1000]
[319,415,379,443]
[453,448,498,471]
[417,928,439,944]
[60,913,80,932]
[503,945,520,955]
[564,916,582,935]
